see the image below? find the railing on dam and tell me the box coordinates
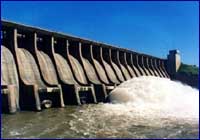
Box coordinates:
[1,20,170,113]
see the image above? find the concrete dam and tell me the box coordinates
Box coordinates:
[1,20,180,114]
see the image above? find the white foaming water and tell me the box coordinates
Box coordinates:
[62,76,198,138]
[109,76,199,119]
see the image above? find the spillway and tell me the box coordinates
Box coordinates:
[1,19,198,139]
[1,20,172,113]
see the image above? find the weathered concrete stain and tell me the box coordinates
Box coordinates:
[1,46,19,113]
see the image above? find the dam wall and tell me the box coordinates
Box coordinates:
[1,20,171,113]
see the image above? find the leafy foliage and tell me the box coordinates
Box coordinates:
[178,63,199,75]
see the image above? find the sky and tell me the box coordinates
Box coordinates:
[1,1,199,66]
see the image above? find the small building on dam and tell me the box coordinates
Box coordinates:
[1,20,183,114]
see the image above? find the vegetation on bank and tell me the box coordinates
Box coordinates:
[178,63,199,75]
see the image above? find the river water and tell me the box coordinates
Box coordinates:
[2,76,199,138]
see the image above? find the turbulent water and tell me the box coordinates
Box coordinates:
[2,76,199,138]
